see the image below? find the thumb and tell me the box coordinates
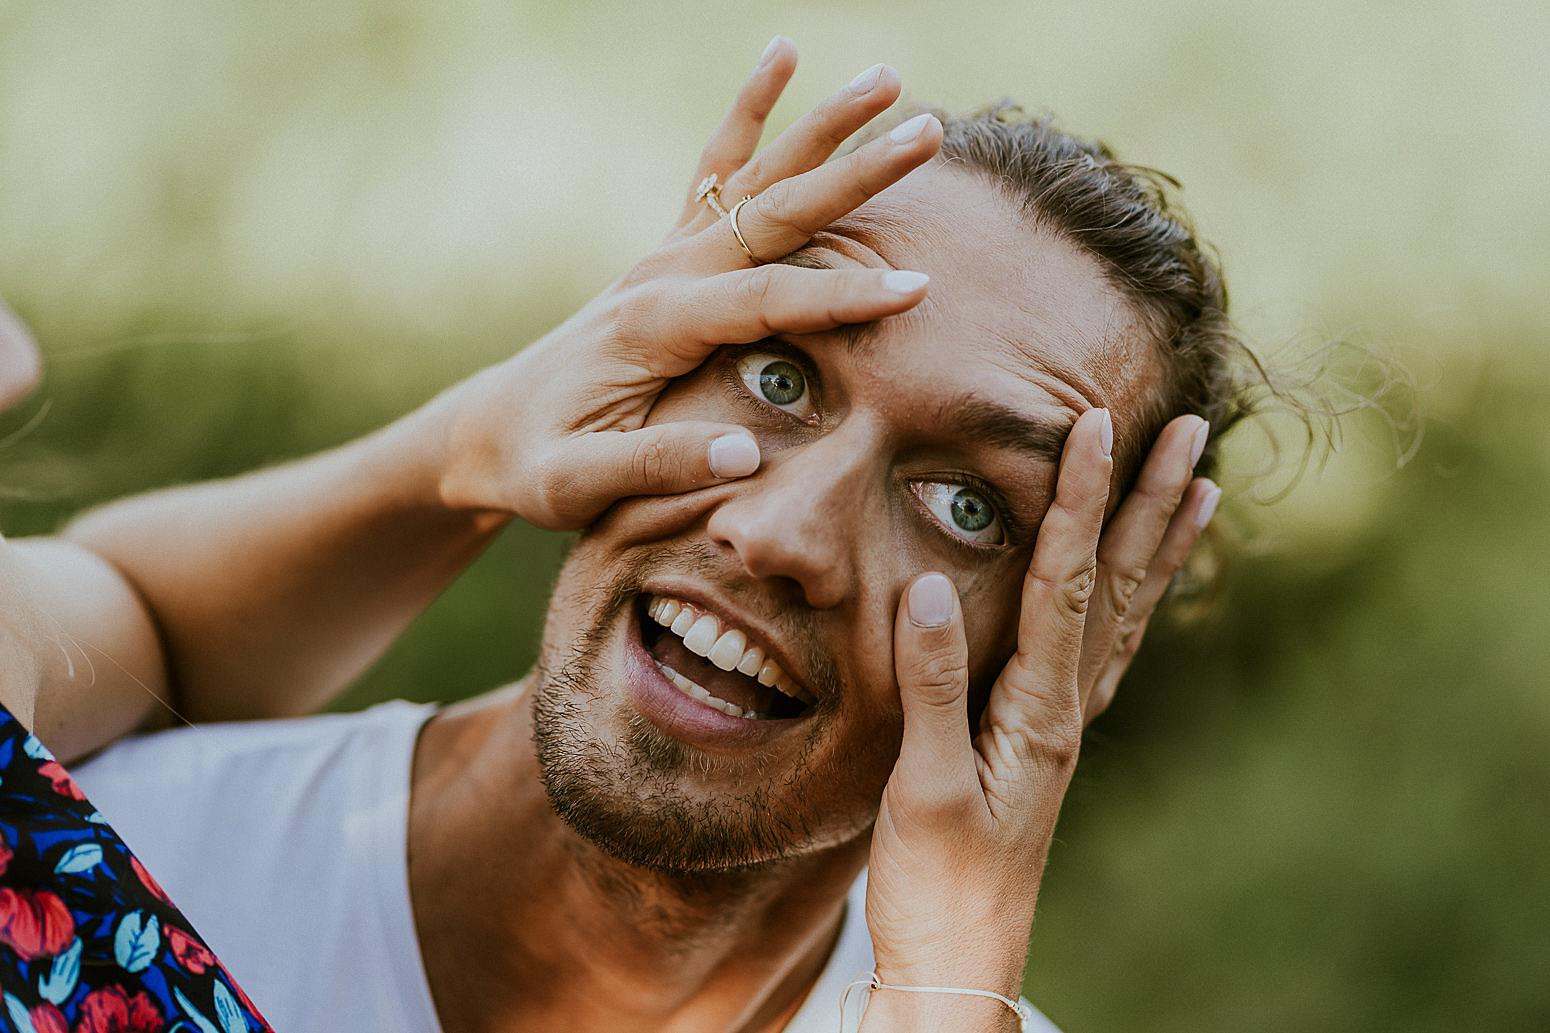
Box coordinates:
[890,573,977,806]
[536,422,760,528]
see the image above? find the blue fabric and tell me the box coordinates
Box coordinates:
[0,705,274,1033]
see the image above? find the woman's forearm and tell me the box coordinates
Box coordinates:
[1,535,168,759]
[59,402,509,724]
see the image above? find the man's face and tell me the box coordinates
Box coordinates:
[532,164,1160,872]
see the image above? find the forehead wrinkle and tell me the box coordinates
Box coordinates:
[965,312,1103,408]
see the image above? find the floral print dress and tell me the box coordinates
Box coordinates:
[0,704,274,1033]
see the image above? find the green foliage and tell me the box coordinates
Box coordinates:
[2,1,1546,1029]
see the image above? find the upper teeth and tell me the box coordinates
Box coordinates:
[647,595,815,706]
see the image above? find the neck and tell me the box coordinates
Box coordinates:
[408,677,870,1033]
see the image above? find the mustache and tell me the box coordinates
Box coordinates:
[599,540,845,704]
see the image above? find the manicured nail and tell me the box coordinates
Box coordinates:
[888,113,934,144]
[1189,418,1210,469]
[908,573,955,628]
[1097,408,1113,458]
[709,433,760,478]
[757,35,785,67]
[882,270,929,294]
[848,63,884,94]
[1195,482,1222,529]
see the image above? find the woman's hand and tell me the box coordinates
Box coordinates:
[860,410,1220,1030]
[430,40,942,529]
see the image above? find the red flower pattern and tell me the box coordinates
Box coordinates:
[166,925,215,974]
[30,1003,68,1033]
[35,760,88,801]
[0,887,75,960]
[72,986,164,1033]
[0,836,12,877]
[128,855,173,907]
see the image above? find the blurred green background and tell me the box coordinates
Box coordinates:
[2,2,1546,1030]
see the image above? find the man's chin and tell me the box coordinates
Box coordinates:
[531,677,806,873]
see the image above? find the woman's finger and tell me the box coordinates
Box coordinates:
[690,111,943,270]
[625,265,930,375]
[676,36,799,229]
[983,407,1113,745]
[717,63,902,207]
[1125,476,1220,623]
[526,423,761,530]
[890,572,978,806]
[1077,414,1207,704]
[1087,615,1149,722]
[1085,478,1221,722]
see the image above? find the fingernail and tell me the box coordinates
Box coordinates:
[848,63,884,94]
[709,433,760,478]
[908,573,955,628]
[757,35,785,67]
[1097,408,1113,458]
[888,113,934,144]
[1189,418,1210,469]
[882,270,929,294]
[1195,482,1222,529]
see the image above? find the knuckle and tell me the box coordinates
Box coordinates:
[735,266,777,310]
[1026,707,1084,766]
[623,251,674,287]
[1130,477,1180,510]
[725,158,764,194]
[630,437,680,491]
[606,288,656,343]
[755,189,807,235]
[1112,619,1144,658]
[906,648,966,704]
[1103,564,1146,615]
[1060,560,1099,617]
[527,461,577,529]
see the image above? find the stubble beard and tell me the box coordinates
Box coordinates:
[529,558,829,875]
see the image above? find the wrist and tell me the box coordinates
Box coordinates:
[378,379,508,529]
[855,982,1025,1033]
[871,901,1034,1001]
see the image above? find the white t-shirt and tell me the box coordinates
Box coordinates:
[72,700,1058,1033]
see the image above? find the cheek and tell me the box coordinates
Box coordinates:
[958,561,1028,694]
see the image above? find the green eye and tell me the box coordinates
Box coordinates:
[758,361,804,405]
[950,490,994,532]
[915,482,1005,546]
[735,352,815,418]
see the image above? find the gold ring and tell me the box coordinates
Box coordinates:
[728,195,761,264]
[695,173,730,218]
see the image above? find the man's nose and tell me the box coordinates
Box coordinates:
[705,431,876,610]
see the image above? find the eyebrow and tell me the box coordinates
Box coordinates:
[779,248,1074,463]
[936,395,1072,463]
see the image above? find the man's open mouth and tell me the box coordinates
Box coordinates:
[636,594,815,721]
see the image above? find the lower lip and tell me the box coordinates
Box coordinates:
[621,612,805,752]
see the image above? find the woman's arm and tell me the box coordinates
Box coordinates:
[54,411,496,725]
[1,534,167,758]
